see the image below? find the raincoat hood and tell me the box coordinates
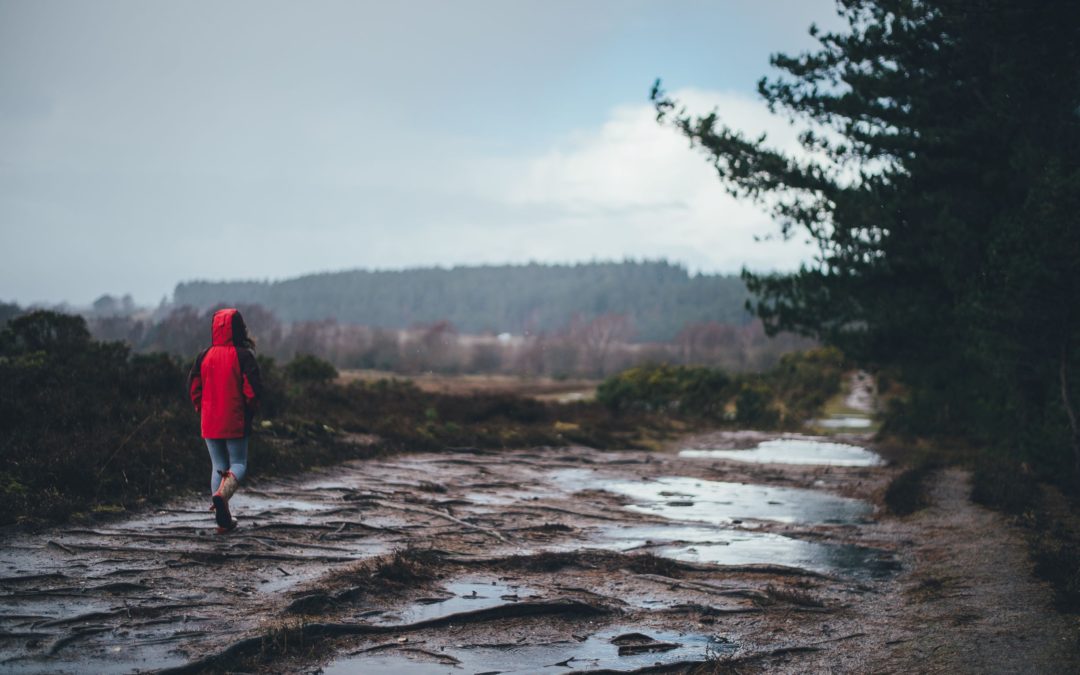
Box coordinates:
[211,309,237,346]
[190,306,263,439]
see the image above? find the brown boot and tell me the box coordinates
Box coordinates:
[212,470,239,531]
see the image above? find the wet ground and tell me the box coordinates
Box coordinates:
[2,376,1077,673]
[1,432,898,674]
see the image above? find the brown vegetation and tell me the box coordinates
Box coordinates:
[83,302,814,378]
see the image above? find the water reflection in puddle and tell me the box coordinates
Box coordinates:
[230,494,337,513]
[603,476,872,525]
[680,438,884,467]
[322,626,734,674]
[586,524,897,579]
[816,416,874,429]
[463,487,553,506]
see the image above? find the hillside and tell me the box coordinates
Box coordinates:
[174,261,752,342]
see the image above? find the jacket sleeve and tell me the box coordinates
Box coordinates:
[187,349,207,413]
[238,349,263,411]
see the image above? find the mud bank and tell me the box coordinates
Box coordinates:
[1,428,1076,673]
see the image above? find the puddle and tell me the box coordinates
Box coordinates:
[324,656,453,675]
[374,579,538,625]
[602,476,872,525]
[815,416,874,429]
[463,486,554,506]
[586,524,897,579]
[229,493,338,513]
[680,438,884,467]
[323,626,734,674]
[0,481,396,674]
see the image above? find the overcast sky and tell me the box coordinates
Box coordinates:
[0,0,842,306]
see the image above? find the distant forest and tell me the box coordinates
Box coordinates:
[0,262,808,378]
[173,261,752,342]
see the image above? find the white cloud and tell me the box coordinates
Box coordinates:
[464,89,818,274]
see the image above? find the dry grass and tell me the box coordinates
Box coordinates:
[338,369,598,400]
[764,583,826,608]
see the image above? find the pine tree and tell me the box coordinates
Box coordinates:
[653,0,1080,480]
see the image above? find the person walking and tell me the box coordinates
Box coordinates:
[187,308,263,533]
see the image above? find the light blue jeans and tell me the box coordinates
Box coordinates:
[205,437,248,494]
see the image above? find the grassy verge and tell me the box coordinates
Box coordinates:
[969,454,1080,611]
[970,455,1040,515]
[875,426,1080,610]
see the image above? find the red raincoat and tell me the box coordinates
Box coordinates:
[187,309,262,439]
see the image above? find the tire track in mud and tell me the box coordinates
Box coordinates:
[0,430,911,674]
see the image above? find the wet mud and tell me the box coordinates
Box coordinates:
[2,393,1076,672]
[0,429,891,673]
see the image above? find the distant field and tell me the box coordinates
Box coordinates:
[337,369,598,402]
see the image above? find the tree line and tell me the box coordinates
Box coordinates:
[86,304,810,378]
[173,260,752,343]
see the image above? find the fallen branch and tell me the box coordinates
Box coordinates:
[372,500,510,543]
[37,602,214,628]
[511,504,629,522]
[46,540,75,555]
[633,574,771,602]
[553,585,629,605]
[47,626,111,656]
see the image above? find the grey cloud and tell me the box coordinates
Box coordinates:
[0,0,840,305]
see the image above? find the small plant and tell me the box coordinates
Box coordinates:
[764,583,826,608]
[416,480,448,493]
[375,549,439,583]
[624,552,682,578]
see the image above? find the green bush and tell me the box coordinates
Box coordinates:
[0,312,363,526]
[595,348,844,428]
[765,347,846,422]
[253,355,286,418]
[284,353,339,384]
[596,364,731,418]
[0,311,205,524]
[734,381,779,427]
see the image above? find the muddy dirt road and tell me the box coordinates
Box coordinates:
[2,425,1077,673]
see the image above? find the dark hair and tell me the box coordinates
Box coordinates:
[232,312,257,350]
